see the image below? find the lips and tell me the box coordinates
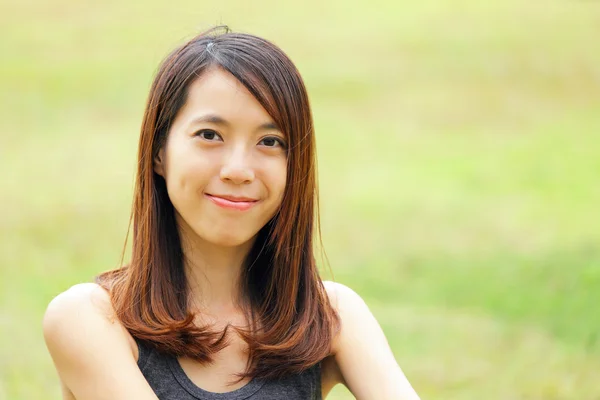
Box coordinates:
[205,193,258,211]
[206,194,258,202]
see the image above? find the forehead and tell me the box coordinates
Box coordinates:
[176,67,274,127]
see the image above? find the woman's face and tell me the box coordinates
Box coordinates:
[154,67,288,248]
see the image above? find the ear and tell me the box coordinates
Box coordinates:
[153,148,166,177]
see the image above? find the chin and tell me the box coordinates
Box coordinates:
[212,237,249,248]
[203,230,255,248]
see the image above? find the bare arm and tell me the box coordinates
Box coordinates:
[42,283,159,400]
[324,281,420,400]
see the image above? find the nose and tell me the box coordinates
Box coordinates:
[219,146,255,185]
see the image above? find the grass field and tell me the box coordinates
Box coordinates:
[1,0,599,399]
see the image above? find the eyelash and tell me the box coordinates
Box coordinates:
[194,129,287,149]
[195,129,222,141]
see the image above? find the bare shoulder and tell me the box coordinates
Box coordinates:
[43,282,138,365]
[322,280,370,323]
[321,280,420,399]
[322,280,363,302]
[319,281,376,392]
[45,283,112,319]
[321,281,373,359]
[43,283,155,399]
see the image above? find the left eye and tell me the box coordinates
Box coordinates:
[259,137,285,148]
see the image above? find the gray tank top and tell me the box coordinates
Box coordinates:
[136,338,323,399]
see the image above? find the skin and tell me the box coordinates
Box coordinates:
[43,67,420,400]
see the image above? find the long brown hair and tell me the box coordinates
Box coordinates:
[95,26,340,380]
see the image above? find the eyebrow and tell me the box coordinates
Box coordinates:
[188,113,280,131]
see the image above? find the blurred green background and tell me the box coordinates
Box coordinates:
[1,0,599,399]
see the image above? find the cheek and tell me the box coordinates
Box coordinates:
[164,146,214,201]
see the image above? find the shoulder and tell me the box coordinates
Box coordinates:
[322,280,365,309]
[43,283,138,361]
[321,280,374,352]
[43,283,115,332]
[322,280,370,327]
[45,282,111,315]
[42,283,159,399]
[321,281,421,399]
[319,281,377,389]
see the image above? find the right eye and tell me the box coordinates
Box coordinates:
[194,129,223,141]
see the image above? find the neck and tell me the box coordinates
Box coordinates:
[177,220,255,316]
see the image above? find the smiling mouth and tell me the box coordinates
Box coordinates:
[205,194,258,211]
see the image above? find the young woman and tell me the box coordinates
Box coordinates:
[42,26,420,400]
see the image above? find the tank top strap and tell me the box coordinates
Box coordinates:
[135,337,151,371]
